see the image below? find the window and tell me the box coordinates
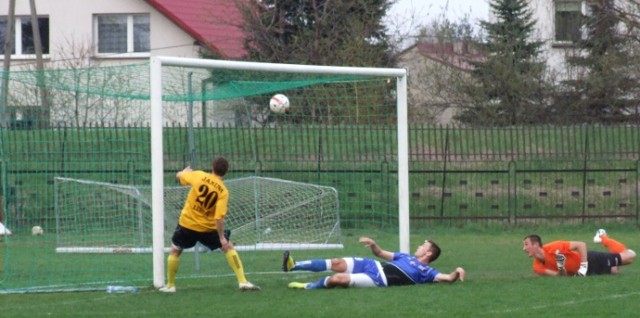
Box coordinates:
[0,16,50,56]
[555,0,582,43]
[95,14,150,56]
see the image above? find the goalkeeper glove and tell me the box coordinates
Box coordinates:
[576,262,588,276]
[555,250,566,271]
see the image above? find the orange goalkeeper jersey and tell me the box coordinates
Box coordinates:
[532,241,581,275]
[177,170,229,232]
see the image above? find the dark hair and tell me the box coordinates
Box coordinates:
[427,240,441,263]
[524,234,542,246]
[213,157,229,177]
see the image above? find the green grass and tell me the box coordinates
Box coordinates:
[2,225,639,317]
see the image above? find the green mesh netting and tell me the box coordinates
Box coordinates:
[0,61,401,293]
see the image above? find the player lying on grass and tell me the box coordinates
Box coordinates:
[283,236,465,289]
[522,229,636,276]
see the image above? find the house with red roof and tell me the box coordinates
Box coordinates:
[1,0,247,68]
[145,0,247,59]
[1,0,250,126]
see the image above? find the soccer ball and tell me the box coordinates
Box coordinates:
[269,94,290,114]
[31,225,44,235]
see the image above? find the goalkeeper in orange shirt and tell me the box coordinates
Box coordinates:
[522,229,636,276]
[159,157,260,292]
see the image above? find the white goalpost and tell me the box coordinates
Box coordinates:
[149,56,409,288]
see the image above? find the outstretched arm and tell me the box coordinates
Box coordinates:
[546,241,588,276]
[434,267,465,283]
[569,241,589,276]
[176,166,192,183]
[359,237,394,261]
[568,241,588,263]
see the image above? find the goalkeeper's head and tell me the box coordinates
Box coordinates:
[524,234,543,246]
[213,157,229,177]
[522,234,543,258]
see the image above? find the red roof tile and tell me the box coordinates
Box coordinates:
[146,0,246,59]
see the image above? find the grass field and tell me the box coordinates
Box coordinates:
[2,224,639,317]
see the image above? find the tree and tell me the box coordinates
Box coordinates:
[456,0,548,126]
[612,0,640,44]
[237,0,393,67]
[398,16,485,124]
[233,0,396,125]
[557,0,640,123]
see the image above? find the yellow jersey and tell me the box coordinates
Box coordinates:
[177,170,229,232]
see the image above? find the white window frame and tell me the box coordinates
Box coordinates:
[93,14,150,58]
[0,15,50,60]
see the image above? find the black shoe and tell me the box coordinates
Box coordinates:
[282,250,294,272]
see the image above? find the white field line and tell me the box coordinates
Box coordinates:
[486,291,640,315]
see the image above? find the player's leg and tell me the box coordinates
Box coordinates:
[619,249,636,265]
[225,247,260,290]
[289,273,351,289]
[288,276,329,289]
[282,252,350,273]
[593,229,636,266]
[225,245,261,290]
[201,230,260,290]
[289,272,379,289]
[595,229,626,253]
[587,251,629,275]
[326,273,355,287]
[160,225,194,292]
[288,258,383,289]
[161,248,182,292]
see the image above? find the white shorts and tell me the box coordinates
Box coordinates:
[344,257,388,287]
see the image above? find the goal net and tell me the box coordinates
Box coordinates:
[0,57,407,293]
[148,57,409,288]
[54,176,342,254]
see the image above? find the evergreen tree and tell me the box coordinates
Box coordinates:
[557,0,640,123]
[456,0,547,126]
[238,0,393,67]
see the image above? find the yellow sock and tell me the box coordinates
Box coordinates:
[225,249,248,283]
[601,236,627,253]
[167,254,179,287]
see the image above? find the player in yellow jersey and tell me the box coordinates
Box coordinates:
[159,157,260,292]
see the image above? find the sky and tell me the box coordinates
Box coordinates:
[385,0,490,35]
[388,0,490,22]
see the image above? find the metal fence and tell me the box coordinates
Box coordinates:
[1,124,639,229]
[409,125,640,224]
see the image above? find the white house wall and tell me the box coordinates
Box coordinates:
[526,0,573,80]
[489,0,589,81]
[1,0,240,126]
[2,0,200,68]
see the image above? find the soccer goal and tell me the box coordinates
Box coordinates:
[54,176,342,254]
[149,56,410,288]
[0,57,408,293]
